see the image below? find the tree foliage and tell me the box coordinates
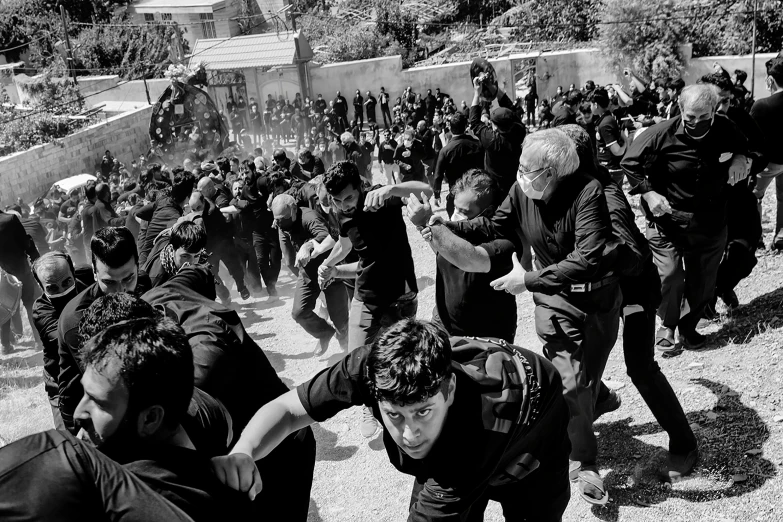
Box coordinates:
[598,0,686,80]
[300,14,399,64]
[501,0,601,44]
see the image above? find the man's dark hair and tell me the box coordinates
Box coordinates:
[170,169,195,203]
[734,69,748,84]
[323,161,361,195]
[451,169,497,208]
[766,58,783,85]
[589,88,610,109]
[82,316,194,430]
[699,73,733,93]
[565,90,583,106]
[665,78,685,94]
[91,226,138,269]
[78,293,158,349]
[449,111,467,134]
[85,181,97,202]
[215,157,231,174]
[366,319,453,406]
[273,149,287,162]
[170,221,206,253]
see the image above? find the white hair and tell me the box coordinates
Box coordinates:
[679,84,719,113]
[520,129,580,180]
[340,132,354,144]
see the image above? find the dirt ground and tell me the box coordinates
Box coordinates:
[1,164,782,521]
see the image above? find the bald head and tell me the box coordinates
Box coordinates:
[271,194,296,219]
[197,177,216,199]
[32,252,76,298]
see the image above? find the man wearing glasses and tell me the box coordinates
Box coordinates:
[445,129,623,506]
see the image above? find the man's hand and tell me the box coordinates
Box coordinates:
[211,453,263,501]
[490,253,527,295]
[364,185,394,211]
[642,191,673,217]
[420,215,445,242]
[404,192,433,227]
[318,263,336,288]
[728,154,750,186]
[473,76,483,94]
[295,242,314,267]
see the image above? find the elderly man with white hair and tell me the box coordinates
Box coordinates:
[622,84,750,351]
[446,128,623,506]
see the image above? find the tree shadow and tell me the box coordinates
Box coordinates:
[703,286,783,351]
[416,275,435,291]
[311,423,359,462]
[0,351,44,370]
[590,378,775,521]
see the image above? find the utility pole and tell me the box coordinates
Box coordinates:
[288,0,297,31]
[60,5,78,85]
[751,0,758,97]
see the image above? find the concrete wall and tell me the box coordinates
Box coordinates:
[0,106,153,208]
[85,78,170,106]
[309,55,516,110]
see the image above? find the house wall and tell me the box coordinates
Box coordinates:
[0,106,153,208]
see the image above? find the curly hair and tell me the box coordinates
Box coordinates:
[323,161,361,196]
[78,293,159,350]
[366,319,453,406]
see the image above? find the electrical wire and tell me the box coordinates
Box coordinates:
[0,32,52,55]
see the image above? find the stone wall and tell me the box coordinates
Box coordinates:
[0,105,153,208]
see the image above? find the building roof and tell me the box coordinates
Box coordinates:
[130,0,225,13]
[189,31,313,70]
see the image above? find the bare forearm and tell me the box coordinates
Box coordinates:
[431,224,490,273]
[334,262,359,278]
[311,235,336,257]
[390,181,432,199]
[323,238,350,266]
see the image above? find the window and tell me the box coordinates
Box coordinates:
[200,13,217,39]
[161,13,173,22]
[144,13,155,23]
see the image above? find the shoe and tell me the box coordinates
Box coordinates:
[679,331,707,350]
[576,466,609,506]
[774,233,783,251]
[720,290,739,310]
[655,327,677,352]
[594,389,621,421]
[662,447,699,481]
[239,287,250,300]
[313,333,332,356]
[359,406,381,438]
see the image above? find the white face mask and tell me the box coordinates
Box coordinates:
[451,211,468,222]
[518,167,551,201]
[46,284,76,299]
[403,140,413,148]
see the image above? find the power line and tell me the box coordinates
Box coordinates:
[0,33,52,55]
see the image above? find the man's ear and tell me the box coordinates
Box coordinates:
[136,405,166,437]
[444,374,457,407]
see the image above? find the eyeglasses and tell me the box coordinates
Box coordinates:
[517,166,549,181]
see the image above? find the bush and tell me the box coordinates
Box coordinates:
[598,0,686,80]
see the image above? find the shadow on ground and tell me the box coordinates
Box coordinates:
[312,423,359,462]
[590,379,776,521]
[704,287,783,350]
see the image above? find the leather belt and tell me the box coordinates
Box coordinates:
[569,276,620,293]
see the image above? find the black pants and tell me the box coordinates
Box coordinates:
[353,106,363,128]
[209,239,246,300]
[367,108,376,124]
[254,427,315,522]
[253,227,282,296]
[618,261,697,455]
[235,236,263,292]
[380,105,392,128]
[526,106,536,126]
[717,184,761,295]
[647,223,727,335]
[292,266,350,342]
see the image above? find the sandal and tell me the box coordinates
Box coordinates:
[655,327,676,353]
[577,469,609,506]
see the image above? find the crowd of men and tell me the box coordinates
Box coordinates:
[0,55,782,520]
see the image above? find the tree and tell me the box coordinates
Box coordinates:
[502,0,601,44]
[300,14,398,63]
[598,0,686,80]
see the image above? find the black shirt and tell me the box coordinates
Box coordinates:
[333,95,348,115]
[434,236,517,342]
[595,112,623,170]
[0,430,192,521]
[0,212,39,278]
[449,174,616,295]
[279,207,329,283]
[297,337,567,522]
[366,95,377,113]
[621,114,749,232]
[336,185,418,308]
[353,94,364,109]
[291,156,325,181]
[551,102,576,127]
[750,91,783,164]
[432,134,484,197]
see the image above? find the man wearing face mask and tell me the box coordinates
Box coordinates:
[57,226,151,434]
[31,251,94,429]
[272,194,349,355]
[404,169,518,342]
[750,58,783,249]
[446,130,622,506]
[393,130,427,183]
[623,84,750,351]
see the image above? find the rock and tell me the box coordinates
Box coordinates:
[689,422,701,431]
[732,473,748,483]
[688,362,704,368]
[745,448,762,456]
[773,415,783,423]
[705,411,718,421]
[604,380,626,390]
[749,391,759,398]
[726,391,739,397]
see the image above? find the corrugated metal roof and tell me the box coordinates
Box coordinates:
[189,32,301,70]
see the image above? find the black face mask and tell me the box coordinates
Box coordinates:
[684,117,713,139]
[49,287,78,311]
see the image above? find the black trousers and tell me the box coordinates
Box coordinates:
[717,184,761,295]
[618,261,697,455]
[254,427,315,522]
[292,265,350,342]
[380,105,392,128]
[367,108,376,124]
[353,106,363,128]
[209,239,246,300]
[235,236,263,292]
[253,227,282,296]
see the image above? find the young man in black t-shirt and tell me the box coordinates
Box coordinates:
[590,88,626,184]
[213,319,570,521]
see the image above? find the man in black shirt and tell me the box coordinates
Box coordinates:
[407,170,517,342]
[333,90,349,133]
[590,89,626,184]
[416,120,438,186]
[0,430,193,521]
[435,87,449,109]
[424,88,437,123]
[272,194,349,355]
[750,58,783,249]
[364,90,377,125]
[379,87,392,128]
[314,93,327,115]
[469,77,526,196]
[291,148,325,181]
[353,89,364,129]
[622,84,750,350]
[212,320,570,521]
[73,315,253,521]
[448,129,622,505]
[551,91,581,127]
[432,112,484,216]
